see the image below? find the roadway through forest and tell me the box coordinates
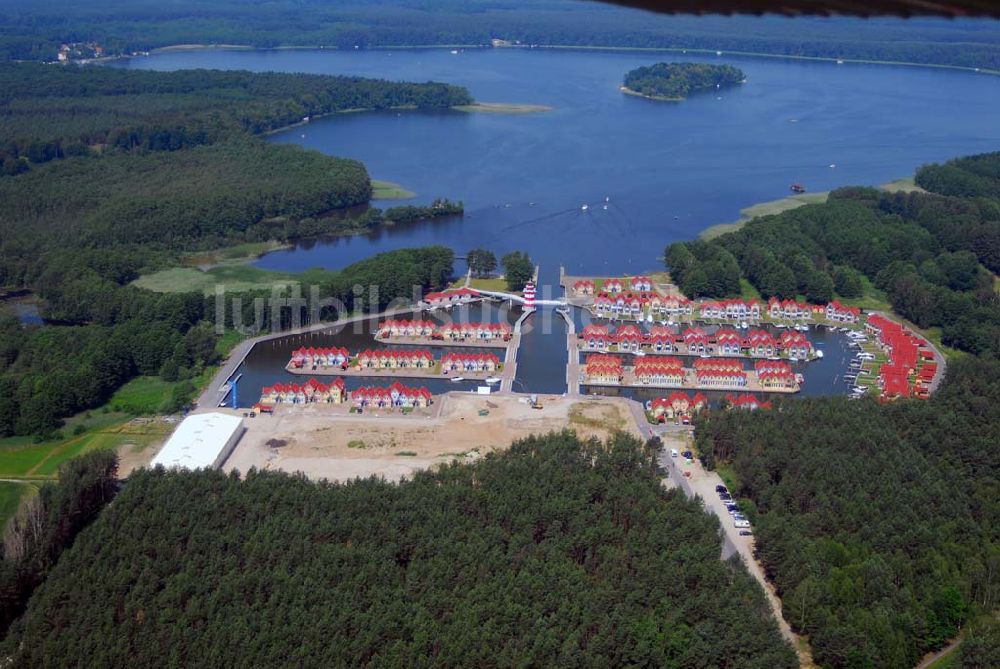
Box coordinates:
[633,408,814,667]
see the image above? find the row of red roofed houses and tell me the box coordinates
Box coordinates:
[693,357,747,388]
[376,319,436,338]
[579,324,814,359]
[866,314,937,401]
[439,352,501,373]
[592,292,694,318]
[356,349,435,370]
[726,393,773,411]
[765,298,860,323]
[582,354,624,384]
[438,322,512,341]
[649,392,708,422]
[376,319,512,342]
[754,360,799,390]
[572,276,653,295]
[352,383,433,409]
[289,347,351,369]
[259,378,347,407]
[634,357,685,385]
[420,287,482,308]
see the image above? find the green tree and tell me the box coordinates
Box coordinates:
[466,248,497,278]
[501,251,534,292]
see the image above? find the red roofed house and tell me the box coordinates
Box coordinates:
[573,279,596,295]
[683,327,710,355]
[755,360,797,390]
[825,300,861,323]
[648,325,677,353]
[630,276,652,292]
[421,287,480,308]
[580,324,610,349]
[712,327,742,356]
[614,324,644,351]
[745,329,778,358]
[603,278,624,294]
[779,331,813,360]
[584,354,624,384]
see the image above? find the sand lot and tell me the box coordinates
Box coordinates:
[223,393,641,483]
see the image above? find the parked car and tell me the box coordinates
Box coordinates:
[670,448,678,458]
[733,520,750,528]
[681,450,693,459]
[719,493,732,501]
[739,530,753,536]
[715,485,728,494]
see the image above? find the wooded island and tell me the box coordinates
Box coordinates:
[622,62,745,101]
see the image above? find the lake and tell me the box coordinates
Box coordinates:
[120,47,1000,285]
[120,47,993,397]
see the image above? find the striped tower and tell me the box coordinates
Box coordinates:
[523,281,536,309]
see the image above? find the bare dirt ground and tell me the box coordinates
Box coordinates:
[223,393,640,483]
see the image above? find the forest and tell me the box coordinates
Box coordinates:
[666,152,1000,358]
[695,357,1000,667]
[0,60,471,437]
[0,62,472,173]
[0,432,796,667]
[623,62,745,100]
[1,0,999,71]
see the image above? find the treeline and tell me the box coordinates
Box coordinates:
[666,155,1000,357]
[0,245,453,436]
[0,62,472,173]
[695,357,1000,668]
[0,451,119,637]
[1,432,796,667]
[623,62,744,100]
[1,1,999,71]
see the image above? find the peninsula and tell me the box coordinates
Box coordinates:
[621,62,745,101]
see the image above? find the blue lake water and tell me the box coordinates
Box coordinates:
[120,48,997,398]
[121,47,1000,284]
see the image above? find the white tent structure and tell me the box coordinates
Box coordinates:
[150,412,245,471]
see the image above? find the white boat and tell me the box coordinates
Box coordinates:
[815,349,824,358]
[646,314,653,323]
[484,377,501,385]
[450,376,466,382]
[450,49,459,55]
[581,204,589,211]
[740,321,748,329]
[634,350,646,357]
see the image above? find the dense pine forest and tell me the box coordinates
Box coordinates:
[1,432,796,667]
[623,63,745,100]
[666,151,1000,358]
[696,357,1000,667]
[1,0,999,71]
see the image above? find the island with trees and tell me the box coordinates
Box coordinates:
[622,62,746,101]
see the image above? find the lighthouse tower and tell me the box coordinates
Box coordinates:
[523,281,536,310]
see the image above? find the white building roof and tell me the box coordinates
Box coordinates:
[150,412,244,471]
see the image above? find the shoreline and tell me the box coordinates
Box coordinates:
[620,86,683,102]
[101,42,1000,78]
[699,176,927,240]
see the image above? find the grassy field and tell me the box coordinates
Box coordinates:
[0,481,38,531]
[371,179,415,200]
[453,102,552,114]
[449,276,510,291]
[739,278,762,300]
[879,177,927,194]
[700,192,829,240]
[133,264,300,295]
[180,241,289,268]
[109,369,215,415]
[0,415,170,480]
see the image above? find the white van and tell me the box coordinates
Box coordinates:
[670,449,679,458]
[734,519,750,528]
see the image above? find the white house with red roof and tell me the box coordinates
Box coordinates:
[825,300,861,323]
[420,287,481,308]
[572,279,596,295]
[630,276,653,292]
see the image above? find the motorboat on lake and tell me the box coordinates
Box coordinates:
[485,377,501,385]
[450,377,465,382]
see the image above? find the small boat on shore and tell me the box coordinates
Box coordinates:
[450,376,465,382]
[485,377,501,385]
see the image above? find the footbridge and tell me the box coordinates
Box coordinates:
[475,289,567,307]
